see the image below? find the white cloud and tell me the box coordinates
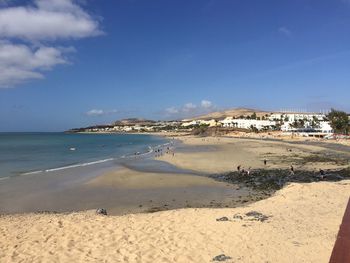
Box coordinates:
[0,0,102,88]
[0,41,71,87]
[201,100,213,109]
[165,107,179,114]
[183,102,197,112]
[86,109,104,116]
[165,100,216,118]
[278,27,292,38]
[86,109,118,117]
[0,0,102,41]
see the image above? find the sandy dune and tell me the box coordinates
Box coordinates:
[1,180,349,262]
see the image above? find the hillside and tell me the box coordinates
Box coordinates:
[193,108,272,120]
[113,118,156,126]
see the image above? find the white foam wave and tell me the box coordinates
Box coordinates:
[22,170,43,175]
[20,140,170,176]
[0,176,10,181]
[44,158,114,172]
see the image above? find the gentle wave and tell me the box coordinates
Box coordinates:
[0,176,10,181]
[20,142,171,176]
[22,158,115,175]
[45,158,115,172]
[21,171,43,175]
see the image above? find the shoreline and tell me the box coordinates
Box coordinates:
[0,133,170,180]
[1,134,350,215]
[1,135,350,262]
[0,146,261,216]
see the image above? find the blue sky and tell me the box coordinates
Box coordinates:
[0,0,350,131]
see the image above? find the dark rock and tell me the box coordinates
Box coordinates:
[96,208,107,216]
[216,217,229,222]
[245,211,269,222]
[214,168,350,193]
[146,207,167,213]
[212,254,232,261]
[324,174,344,180]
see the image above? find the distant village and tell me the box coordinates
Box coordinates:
[68,109,350,138]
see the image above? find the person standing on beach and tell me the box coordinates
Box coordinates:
[237,165,241,171]
[264,159,267,166]
[290,165,294,175]
[319,169,325,179]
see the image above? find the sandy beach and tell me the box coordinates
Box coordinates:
[1,135,350,262]
[159,135,350,173]
[1,180,349,262]
[2,0,349,261]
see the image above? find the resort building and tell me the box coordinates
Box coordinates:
[221,117,276,130]
[269,112,326,122]
[281,121,333,133]
[181,119,220,127]
[319,121,333,133]
[267,112,333,135]
[181,120,201,127]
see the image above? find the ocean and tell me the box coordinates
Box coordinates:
[0,132,168,179]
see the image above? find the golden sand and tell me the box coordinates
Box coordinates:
[1,135,349,262]
[1,180,348,262]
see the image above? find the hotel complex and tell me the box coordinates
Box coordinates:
[73,111,337,137]
[194,112,334,135]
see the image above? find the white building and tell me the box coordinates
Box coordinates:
[221,117,276,130]
[274,112,333,134]
[181,119,220,127]
[269,112,326,122]
[181,120,201,127]
[319,121,333,133]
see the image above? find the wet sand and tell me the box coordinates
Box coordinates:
[86,167,259,214]
[0,144,259,215]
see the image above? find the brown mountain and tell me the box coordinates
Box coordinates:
[113,118,156,126]
[193,108,272,120]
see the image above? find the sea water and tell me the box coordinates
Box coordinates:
[0,132,168,178]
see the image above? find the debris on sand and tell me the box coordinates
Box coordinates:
[245,211,270,222]
[232,212,270,222]
[212,254,232,261]
[216,217,229,222]
[96,208,107,216]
